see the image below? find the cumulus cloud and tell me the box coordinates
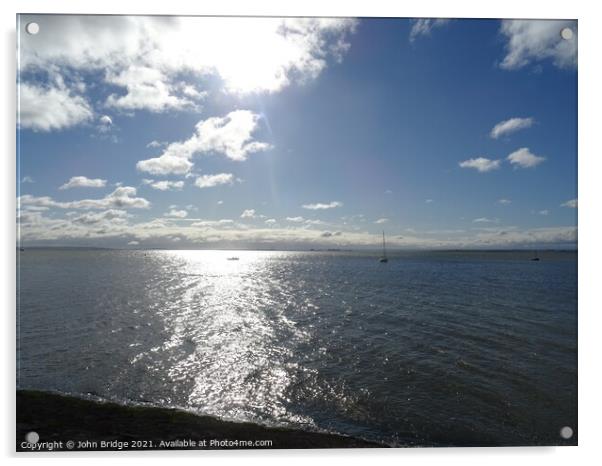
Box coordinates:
[19,15,357,119]
[538,210,549,216]
[59,176,107,190]
[302,201,343,210]
[498,199,512,205]
[19,186,150,210]
[490,117,534,139]
[136,110,271,175]
[374,218,389,224]
[194,173,234,189]
[106,66,196,112]
[136,155,193,176]
[240,209,256,219]
[409,19,450,42]
[499,20,577,70]
[142,179,184,191]
[99,115,113,126]
[71,209,128,225]
[507,147,545,168]
[19,82,93,132]
[21,176,34,183]
[265,218,277,224]
[561,199,577,208]
[164,209,188,218]
[459,157,501,173]
[18,206,576,249]
[286,216,305,223]
[179,83,206,99]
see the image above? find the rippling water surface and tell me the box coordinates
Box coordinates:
[17,249,577,446]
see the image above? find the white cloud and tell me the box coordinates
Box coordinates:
[507,147,545,168]
[286,216,305,223]
[147,140,166,148]
[538,210,550,216]
[136,110,270,175]
[19,82,93,132]
[128,240,140,246]
[21,176,34,183]
[18,207,576,249]
[561,198,577,208]
[164,209,188,218]
[142,179,184,191]
[71,209,128,225]
[194,173,234,189]
[409,19,450,42]
[191,219,235,228]
[498,199,512,205]
[425,199,434,204]
[499,20,577,70]
[473,217,500,224]
[241,209,256,219]
[265,218,277,224]
[99,115,113,126]
[19,16,357,118]
[305,219,327,226]
[459,157,501,173]
[302,201,343,210]
[136,154,193,176]
[19,186,150,210]
[59,176,107,190]
[106,66,195,112]
[374,218,389,224]
[179,83,207,99]
[490,117,534,139]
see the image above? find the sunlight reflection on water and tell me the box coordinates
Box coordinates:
[135,250,314,425]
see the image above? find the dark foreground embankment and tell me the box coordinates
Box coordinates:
[16,390,383,451]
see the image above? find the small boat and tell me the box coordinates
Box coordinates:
[530,250,540,261]
[227,256,239,261]
[19,247,25,252]
[379,231,388,263]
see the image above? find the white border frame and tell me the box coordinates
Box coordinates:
[3,1,600,465]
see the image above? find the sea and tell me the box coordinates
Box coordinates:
[17,249,578,446]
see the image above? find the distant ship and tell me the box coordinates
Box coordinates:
[530,250,540,261]
[379,231,388,263]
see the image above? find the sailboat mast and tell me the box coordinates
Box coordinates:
[382,231,386,256]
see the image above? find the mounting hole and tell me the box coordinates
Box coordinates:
[560,28,573,40]
[25,22,40,35]
[25,431,39,443]
[560,426,573,439]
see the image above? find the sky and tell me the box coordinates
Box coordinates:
[17,15,578,249]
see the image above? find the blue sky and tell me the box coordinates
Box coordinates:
[17,16,577,249]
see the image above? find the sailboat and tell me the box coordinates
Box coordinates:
[379,231,388,263]
[530,250,540,261]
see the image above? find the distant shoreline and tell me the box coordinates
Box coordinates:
[16,390,382,451]
[16,246,578,252]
